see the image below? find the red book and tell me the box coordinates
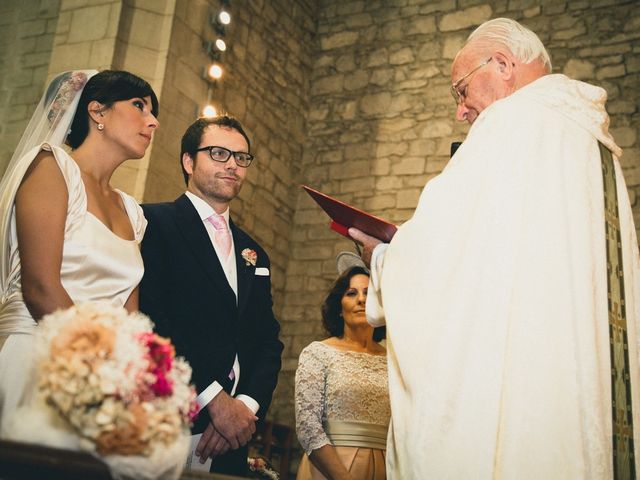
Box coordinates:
[302,185,397,243]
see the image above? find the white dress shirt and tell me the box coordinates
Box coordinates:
[185,191,259,415]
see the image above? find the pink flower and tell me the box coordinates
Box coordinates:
[139,333,176,397]
[241,248,257,266]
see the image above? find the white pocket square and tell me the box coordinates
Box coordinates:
[255,267,269,276]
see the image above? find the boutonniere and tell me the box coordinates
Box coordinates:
[241,248,257,266]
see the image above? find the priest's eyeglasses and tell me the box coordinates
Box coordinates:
[450,57,493,105]
[196,145,254,167]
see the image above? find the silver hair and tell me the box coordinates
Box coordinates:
[465,18,552,72]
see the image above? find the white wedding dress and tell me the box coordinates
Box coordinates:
[0,143,147,432]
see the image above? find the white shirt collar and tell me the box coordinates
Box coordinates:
[185,191,230,224]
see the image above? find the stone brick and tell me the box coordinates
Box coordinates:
[523,6,541,18]
[406,15,436,35]
[563,58,594,80]
[5,70,33,89]
[21,51,50,67]
[377,141,408,158]
[611,127,637,148]
[320,31,359,50]
[329,159,371,179]
[312,74,344,95]
[381,19,405,41]
[420,119,453,138]
[543,2,566,14]
[67,4,110,42]
[378,118,415,134]
[344,142,373,162]
[335,53,355,73]
[396,188,421,208]
[552,24,587,41]
[626,54,640,74]
[442,34,466,59]
[370,68,394,86]
[344,70,368,90]
[596,64,626,80]
[367,48,388,67]
[392,157,425,175]
[624,16,640,33]
[607,100,636,115]
[567,0,590,10]
[418,0,456,14]
[359,91,391,116]
[340,100,358,120]
[344,13,373,28]
[408,138,437,156]
[366,194,396,210]
[18,19,47,38]
[340,176,375,193]
[596,55,624,67]
[426,156,449,174]
[439,5,493,32]
[88,38,116,68]
[336,1,365,16]
[389,47,415,65]
[408,174,433,188]
[372,158,391,175]
[578,43,632,57]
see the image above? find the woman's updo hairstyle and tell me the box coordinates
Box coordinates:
[67,70,159,149]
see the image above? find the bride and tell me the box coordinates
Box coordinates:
[0,69,159,431]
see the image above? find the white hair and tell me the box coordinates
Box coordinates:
[465,18,552,72]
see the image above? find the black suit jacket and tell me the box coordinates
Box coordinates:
[139,194,283,434]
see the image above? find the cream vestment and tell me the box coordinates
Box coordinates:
[368,74,640,479]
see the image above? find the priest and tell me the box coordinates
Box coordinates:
[351,17,640,479]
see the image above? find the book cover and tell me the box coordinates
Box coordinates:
[302,185,397,243]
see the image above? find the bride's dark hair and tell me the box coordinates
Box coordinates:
[67,70,159,149]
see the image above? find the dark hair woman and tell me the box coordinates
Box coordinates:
[295,264,390,480]
[0,70,159,431]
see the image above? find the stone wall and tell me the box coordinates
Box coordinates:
[0,0,61,175]
[275,0,640,467]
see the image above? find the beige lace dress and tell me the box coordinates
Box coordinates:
[295,341,390,479]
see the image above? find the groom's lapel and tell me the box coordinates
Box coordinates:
[173,195,236,309]
[231,220,255,319]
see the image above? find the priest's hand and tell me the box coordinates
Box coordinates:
[348,227,382,268]
[206,391,257,449]
[195,422,230,461]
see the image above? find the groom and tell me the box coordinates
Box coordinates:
[139,116,283,476]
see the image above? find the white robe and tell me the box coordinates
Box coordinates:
[368,74,640,479]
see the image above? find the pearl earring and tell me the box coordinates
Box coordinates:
[97,123,104,131]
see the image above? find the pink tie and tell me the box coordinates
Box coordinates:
[207,213,231,259]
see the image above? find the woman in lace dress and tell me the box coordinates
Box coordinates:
[295,265,390,480]
[0,70,159,431]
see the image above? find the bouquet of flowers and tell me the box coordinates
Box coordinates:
[4,303,198,480]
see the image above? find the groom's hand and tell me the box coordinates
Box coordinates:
[196,422,230,461]
[206,391,257,449]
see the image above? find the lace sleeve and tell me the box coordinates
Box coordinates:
[295,342,331,455]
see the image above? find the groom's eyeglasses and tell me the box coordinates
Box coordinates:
[196,145,254,167]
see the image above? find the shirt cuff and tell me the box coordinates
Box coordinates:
[366,243,388,327]
[236,394,260,415]
[196,381,223,412]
